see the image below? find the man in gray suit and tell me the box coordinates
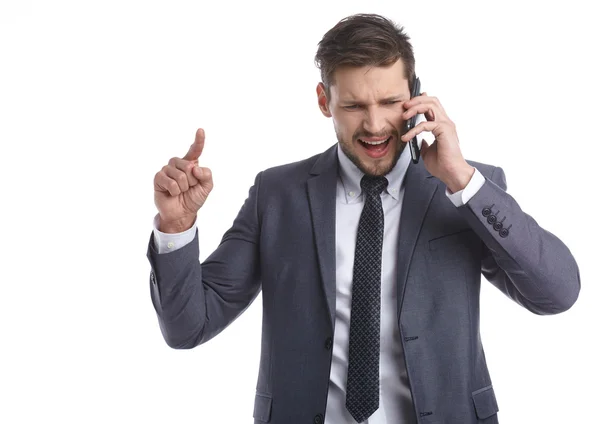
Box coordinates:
[147,13,580,424]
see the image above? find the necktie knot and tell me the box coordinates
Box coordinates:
[361,175,388,197]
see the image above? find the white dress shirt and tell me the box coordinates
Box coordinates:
[152,144,486,423]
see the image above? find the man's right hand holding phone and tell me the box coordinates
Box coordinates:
[153,128,214,234]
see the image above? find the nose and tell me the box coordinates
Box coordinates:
[362,107,388,137]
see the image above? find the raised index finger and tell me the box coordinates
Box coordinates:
[183,128,205,161]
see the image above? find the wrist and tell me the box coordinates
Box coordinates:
[445,164,475,194]
[159,215,196,233]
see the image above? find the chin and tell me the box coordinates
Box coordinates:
[355,142,402,177]
[361,161,393,177]
[353,153,392,177]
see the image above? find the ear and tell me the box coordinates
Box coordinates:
[316,82,332,117]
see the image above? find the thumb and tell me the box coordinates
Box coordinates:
[183,128,205,161]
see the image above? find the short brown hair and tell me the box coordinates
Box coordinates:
[314,13,415,100]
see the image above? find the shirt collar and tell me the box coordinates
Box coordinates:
[337,142,411,203]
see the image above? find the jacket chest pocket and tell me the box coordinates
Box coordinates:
[428,228,479,265]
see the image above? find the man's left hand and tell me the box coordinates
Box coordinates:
[400,93,475,193]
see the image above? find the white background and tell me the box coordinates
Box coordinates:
[1,0,598,423]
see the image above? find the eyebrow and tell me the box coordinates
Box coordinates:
[340,95,407,105]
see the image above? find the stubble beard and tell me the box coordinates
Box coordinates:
[336,130,406,177]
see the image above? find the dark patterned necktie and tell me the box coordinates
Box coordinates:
[346,175,388,423]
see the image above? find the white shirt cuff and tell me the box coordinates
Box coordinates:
[445,168,485,207]
[152,214,197,254]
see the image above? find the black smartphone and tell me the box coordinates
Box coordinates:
[406,76,421,164]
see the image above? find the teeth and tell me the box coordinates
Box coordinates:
[360,137,389,145]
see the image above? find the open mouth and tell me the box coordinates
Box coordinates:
[358,136,392,158]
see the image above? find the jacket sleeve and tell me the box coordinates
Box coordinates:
[146,171,263,348]
[460,166,581,314]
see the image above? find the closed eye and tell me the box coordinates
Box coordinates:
[343,101,400,110]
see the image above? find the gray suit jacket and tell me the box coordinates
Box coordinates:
[147,143,580,424]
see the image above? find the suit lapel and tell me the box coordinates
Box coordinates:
[396,160,438,321]
[307,144,338,327]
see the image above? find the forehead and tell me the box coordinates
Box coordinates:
[331,59,409,100]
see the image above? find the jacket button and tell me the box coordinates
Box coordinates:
[487,214,497,224]
[499,228,510,238]
[314,414,324,424]
[482,207,492,217]
[493,221,503,231]
[325,337,333,350]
